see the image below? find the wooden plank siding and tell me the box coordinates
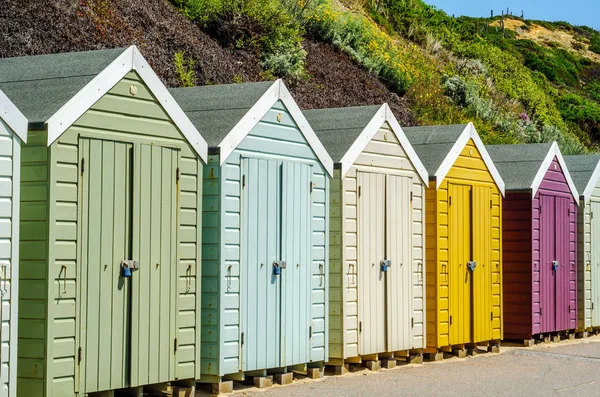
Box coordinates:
[198,101,329,377]
[327,170,343,360]
[577,182,599,331]
[0,120,20,397]
[501,193,533,339]
[531,158,577,336]
[427,139,503,348]
[338,122,426,358]
[18,71,203,397]
[17,130,48,397]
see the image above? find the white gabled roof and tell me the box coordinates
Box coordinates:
[45,45,208,162]
[530,142,579,203]
[216,80,334,176]
[0,89,27,142]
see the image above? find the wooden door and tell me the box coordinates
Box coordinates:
[592,201,600,326]
[357,172,386,355]
[130,144,179,386]
[448,184,472,345]
[554,196,571,331]
[539,195,556,333]
[386,174,412,351]
[79,139,132,393]
[472,186,493,342]
[280,162,312,366]
[79,140,179,393]
[241,157,281,371]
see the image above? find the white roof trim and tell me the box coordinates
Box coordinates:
[530,142,579,204]
[218,79,334,176]
[0,88,27,142]
[581,158,600,204]
[435,122,505,196]
[45,45,208,162]
[338,104,429,185]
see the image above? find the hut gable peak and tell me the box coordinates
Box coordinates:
[565,154,600,204]
[531,142,579,203]
[305,103,428,183]
[0,89,27,142]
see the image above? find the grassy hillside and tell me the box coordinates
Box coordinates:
[1,0,598,154]
[170,0,600,153]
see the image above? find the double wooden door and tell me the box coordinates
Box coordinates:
[78,139,180,393]
[357,172,412,355]
[240,157,313,371]
[538,195,571,333]
[447,184,493,345]
[592,201,600,326]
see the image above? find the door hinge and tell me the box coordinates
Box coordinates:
[242,174,246,189]
[176,167,180,184]
[449,196,452,206]
[449,315,453,326]
[592,302,594,311]
[358,186,361,197]
[78,347,82,364]
[359,321,362,333]
[80,158,85,176]
[174,338,178,352]
[591,211,594,219]
[309,326,313,338]
[410,191,413,202]
[490,199,493,209]
[491,312,493,321]
[411,317,414,328]
[310,181,313,194]
[241,332,244,346]
[540,204,542,213]
[540,306,543,316]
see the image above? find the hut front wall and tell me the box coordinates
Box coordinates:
[330,122,425,360]
[426,139,502,348]
[501,193,533,340]
[201,100,329,377]
[531,157,577,335]
[0,120,19,397]
[18,71,203,397]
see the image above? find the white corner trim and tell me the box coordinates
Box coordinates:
[132,47,207,162]
[45,46,208,162]
[9,136,20,397]
[435,123,505,196]
[218,81,279,165]
[384,104,429,186]
[339,104,386,178]
[0,89,27,143]
[218,80,334,176]
[581,158,600,204]
[46,46,134,146]
[278,81,334,176]
[531,142,579,204]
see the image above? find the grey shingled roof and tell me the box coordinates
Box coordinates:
[303,105,382,163]
[403,124,468,177]
[169,81,275,148]
[564,155,600,196]
[0,48,127,125]
[486,143,553,191]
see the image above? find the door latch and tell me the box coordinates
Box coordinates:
[272,261,286,275]
[467,261,477,272]
[380,260,392,272]
[552,261,559,271]
[121,260,140,277]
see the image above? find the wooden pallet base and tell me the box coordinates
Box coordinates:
[575,331,588,339]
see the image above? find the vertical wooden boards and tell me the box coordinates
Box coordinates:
[592,201,600,326]
[538,195,556,333]
[281,162,312,366]
[240,157,280,372]
[131,145,179,387]
[386,174,412,352]
[356,172,386,356]
[472,186,493,342]
[555,196,571,331]
[78,139,131,393]
[327,171,344,360]
[447,184,472,345]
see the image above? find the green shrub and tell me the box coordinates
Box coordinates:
[174,51,197,87]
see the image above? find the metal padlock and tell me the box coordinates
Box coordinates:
[552,261,559,271]
[467,261,477,272]
[272,261,286,276]
[122,267,132,277]
[121,260,140,278]
[380,260,391,272]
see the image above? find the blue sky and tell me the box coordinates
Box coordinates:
[424,0,600,30]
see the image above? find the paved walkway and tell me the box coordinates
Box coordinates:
[203,335,600,396]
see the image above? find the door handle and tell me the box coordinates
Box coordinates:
[1,264,7,296]
[319,264,324,286]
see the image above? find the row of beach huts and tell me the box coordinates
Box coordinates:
[0,46,598,396]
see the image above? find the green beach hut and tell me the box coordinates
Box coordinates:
[0,46,207,396]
